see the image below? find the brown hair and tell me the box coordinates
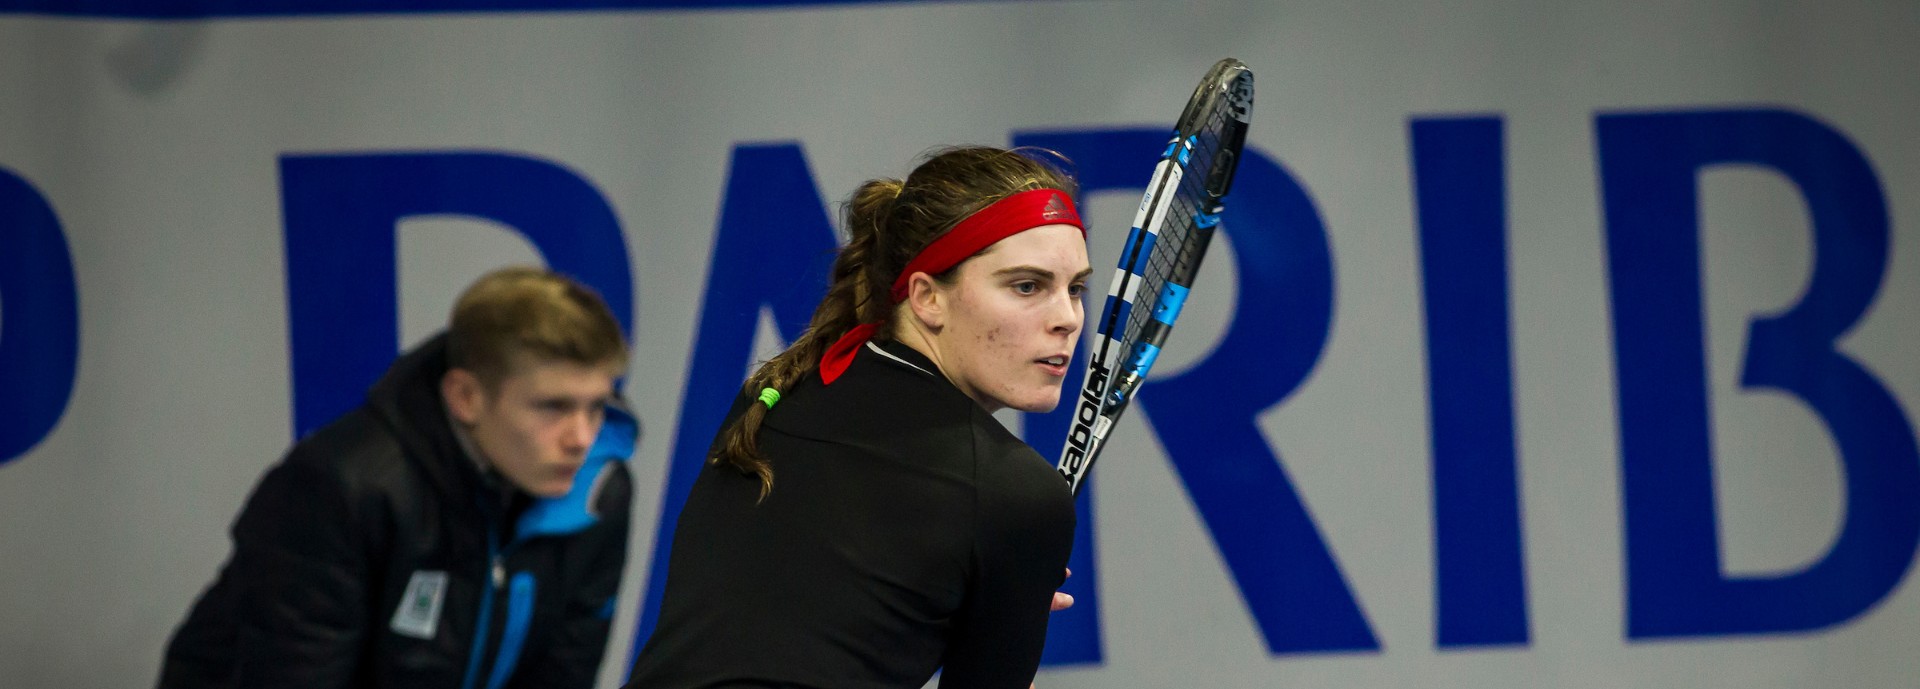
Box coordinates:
[712,146,1078,498]
[446,266,628,386]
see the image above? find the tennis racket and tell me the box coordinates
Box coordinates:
[1056,58,1254,495]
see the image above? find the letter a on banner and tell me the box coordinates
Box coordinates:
[629,143,839,665]
[280,152,633,438]
[1599,109,1920,638]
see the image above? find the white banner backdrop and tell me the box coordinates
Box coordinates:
[2,1,1918,688]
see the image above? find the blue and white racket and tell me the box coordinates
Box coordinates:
[1057,58,1254,495]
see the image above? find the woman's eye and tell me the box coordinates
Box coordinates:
[1068,283,1086,298]
[1013,282,1038,295]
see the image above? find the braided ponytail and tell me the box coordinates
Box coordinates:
[710,179,899,498]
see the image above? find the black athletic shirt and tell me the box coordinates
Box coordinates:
[626,339,1077,689]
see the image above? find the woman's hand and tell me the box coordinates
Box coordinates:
[1050,568,1074,611]
[1034,568,1074,689]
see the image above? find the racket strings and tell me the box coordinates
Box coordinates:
[1117,94,1235,349]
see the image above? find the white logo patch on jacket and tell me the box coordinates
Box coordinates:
[390,570,448,639]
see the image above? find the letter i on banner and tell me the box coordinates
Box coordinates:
[1410,116,1530,648]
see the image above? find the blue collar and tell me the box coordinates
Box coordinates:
[515,403,637,540]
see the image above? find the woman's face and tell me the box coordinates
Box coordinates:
[929,223,1091,414]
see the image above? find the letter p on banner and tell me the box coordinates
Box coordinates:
[0,167,79,466]
[280,152,632,439]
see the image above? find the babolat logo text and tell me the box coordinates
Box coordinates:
[1060,351,1112,484]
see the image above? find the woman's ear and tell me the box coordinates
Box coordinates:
[903,271,947,331]
[442,368,484,424]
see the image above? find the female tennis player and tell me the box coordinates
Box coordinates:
[626,146,1088,689]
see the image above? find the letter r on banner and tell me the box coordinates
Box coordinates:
[1016,128,1373,657]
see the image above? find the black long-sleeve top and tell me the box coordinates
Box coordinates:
[626,339,1076,689]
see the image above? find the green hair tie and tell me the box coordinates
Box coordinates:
[757,387,781,409]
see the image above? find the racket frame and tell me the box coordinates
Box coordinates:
[1056,58,1254,495]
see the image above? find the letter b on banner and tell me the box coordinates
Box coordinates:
[1599,109,1920,638]
[281,152,633,437]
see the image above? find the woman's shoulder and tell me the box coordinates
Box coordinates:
[760,342,974,440]
[966,406,1075,521]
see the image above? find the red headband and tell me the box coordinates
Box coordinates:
[887,189,1086,302]
[820,188,1085,385]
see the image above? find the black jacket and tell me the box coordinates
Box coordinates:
[626,340,1076,689]
[158,334,636,689]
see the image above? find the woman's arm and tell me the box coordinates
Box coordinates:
[938,444,1076,689]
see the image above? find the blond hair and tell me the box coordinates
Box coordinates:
[446,266,627,385]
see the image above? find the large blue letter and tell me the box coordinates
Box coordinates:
[281,152,633,438]
[1018,129,1373,655]
[1599,109,1920,637]
[1411,117,1530,647]
[0,167,79,466]
[629,143,839,663]
[1007,131,1115,665]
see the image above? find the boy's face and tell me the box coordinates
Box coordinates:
[446,356,620,497]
